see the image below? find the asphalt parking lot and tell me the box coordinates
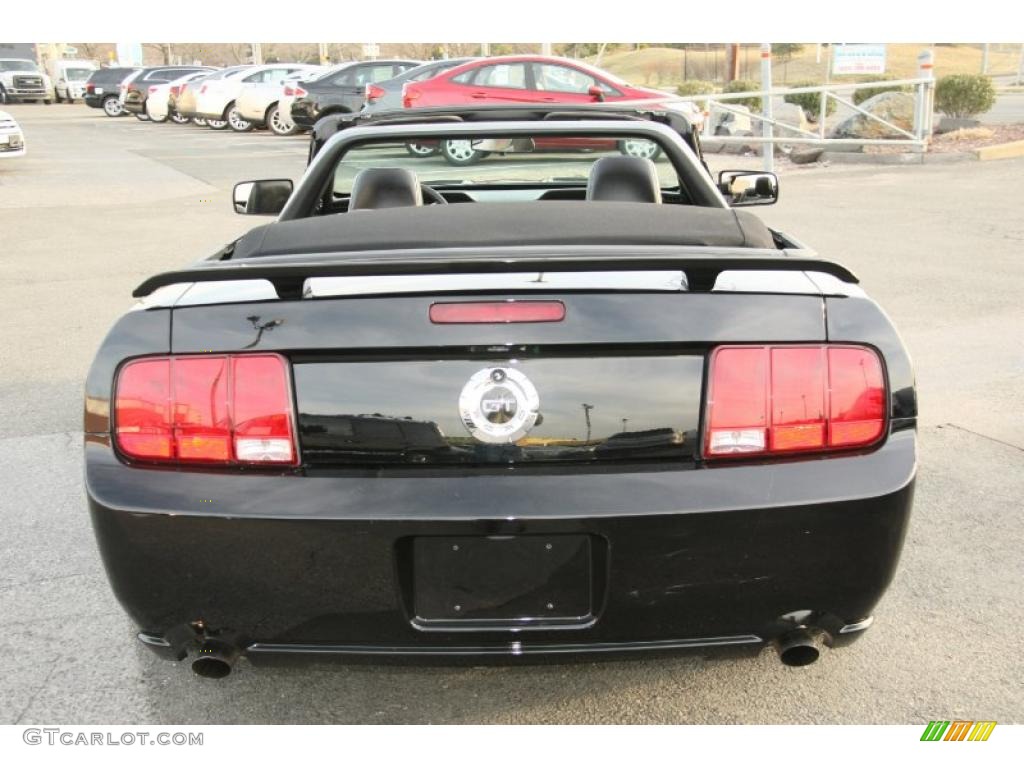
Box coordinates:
[0,103,1022,725]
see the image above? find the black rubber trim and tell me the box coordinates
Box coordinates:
[134,253,858,297]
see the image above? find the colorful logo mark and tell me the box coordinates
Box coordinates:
[921,721,996,742]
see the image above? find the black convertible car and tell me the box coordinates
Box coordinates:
[85,105,916,678]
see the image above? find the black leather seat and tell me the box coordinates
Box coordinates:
[586,156,662,203]
[349,168,423,210]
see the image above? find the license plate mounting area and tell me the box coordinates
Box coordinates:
[411,534,595,631]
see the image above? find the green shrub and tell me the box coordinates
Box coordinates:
[852,75,912,105]
[676,80,717,98]
[783,80,835,120]
[935,74,996,118]
[722,79,762,112]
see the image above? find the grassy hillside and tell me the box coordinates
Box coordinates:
[592,44,1022,88]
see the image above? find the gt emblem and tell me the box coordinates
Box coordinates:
[459,367,540,444]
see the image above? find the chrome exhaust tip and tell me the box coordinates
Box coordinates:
[774,628,822,667]
[191,640,240,678]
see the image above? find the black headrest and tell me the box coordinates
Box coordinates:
[349,168,423,210]
[586,156,662,204]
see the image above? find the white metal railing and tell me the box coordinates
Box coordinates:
[692,77,936,158]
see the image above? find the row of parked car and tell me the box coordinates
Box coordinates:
[83,56,698,149]
[76,55,711,169]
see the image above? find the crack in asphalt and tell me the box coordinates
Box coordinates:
[0,429,81,444]
[939,422,1024,452]
[14,661,59,725]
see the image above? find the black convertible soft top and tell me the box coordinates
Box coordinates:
[231,201,777,259]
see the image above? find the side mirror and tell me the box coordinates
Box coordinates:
[233,179,293,215]
[587,85,606,102]
[718,170,779,206]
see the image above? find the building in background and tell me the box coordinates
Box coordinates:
[0,43,38,62]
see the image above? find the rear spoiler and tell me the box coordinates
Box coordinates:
[133,250,858,299]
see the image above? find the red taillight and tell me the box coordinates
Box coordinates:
[365,83,385,102]
[704,345,885,458]
[429,301,566,324]
[86,83,95,94]
[148,85,158,94]
[114,354,296,465]
[199,84,207,94]
[114,359,172,460]
[403,85,420,108]
[827,347,886,447]
[293,85,307,98]
[231,356,295,463]
[170,85,180,97]
[282,85,294,97]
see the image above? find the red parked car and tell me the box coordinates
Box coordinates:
[400,56,699,165]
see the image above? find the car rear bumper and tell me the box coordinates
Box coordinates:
[289,100,318,128]
[86,429,915,661]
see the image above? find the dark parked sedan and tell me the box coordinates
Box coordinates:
[85,106,915,678]
[289,59,420,129]
[83,67,139,117]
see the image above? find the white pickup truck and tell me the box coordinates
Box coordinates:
[0,59,53,104]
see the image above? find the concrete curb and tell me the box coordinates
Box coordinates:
[806,150,1007,166]
[974,140,1024,161]
[818,152,922,165]
[814,151,978,166]
[704,140,1024,167]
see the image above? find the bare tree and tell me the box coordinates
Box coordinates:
[142,43,173,65]
[225,43,251,64]
[69,42,117,64]
[387,43,439,60]
[446,43,482,57]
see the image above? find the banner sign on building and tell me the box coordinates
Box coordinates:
[832,44,887,76]
[115,42,144,67]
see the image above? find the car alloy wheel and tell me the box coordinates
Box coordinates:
[405,141,439,157]
[206,118,228,130]
[441,139,482,166]
[227,106,253,132]
[146,103,168,123]
[102,96,123,116]
[192,117,207,126]
[170,111,190,124]
[618,138,662,161]
[267,104,296,136]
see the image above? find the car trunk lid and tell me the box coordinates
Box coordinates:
[168,283,828,467]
